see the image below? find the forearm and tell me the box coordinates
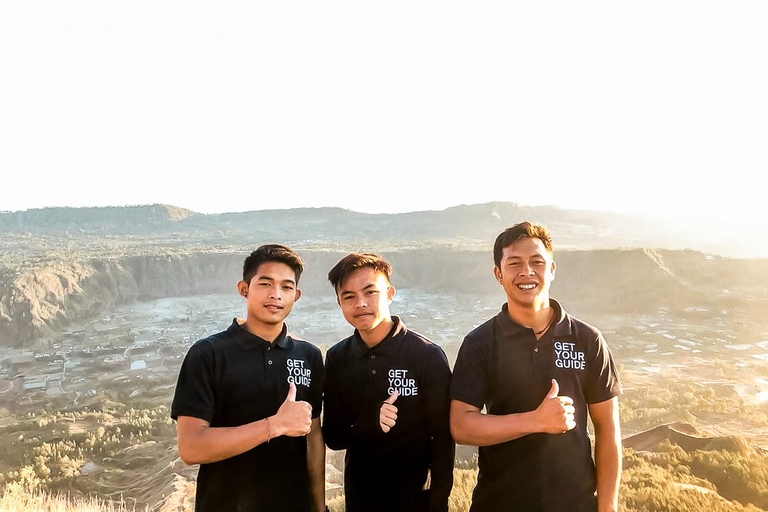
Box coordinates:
[590,398,622,512]
[306,418,326,512]
[321,413,351,451]
[594,429,621,512]
[450,402,537,447]
[177,416,272,465]
[428,430,455,512]
[323,402,381,450]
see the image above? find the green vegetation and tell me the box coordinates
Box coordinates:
[0,398,175,500]
[619,373,768,434]
[3,444,768,511]
[621,444,768,511]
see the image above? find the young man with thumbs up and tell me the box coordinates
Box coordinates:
[450,222,622,512]
[171,245,326,511]
[323,253,454,512]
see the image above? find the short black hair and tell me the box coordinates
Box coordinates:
[328,253,392,293]
[493,221,553,268]
[243,244,304,285]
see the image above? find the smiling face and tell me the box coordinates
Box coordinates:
[336,266,395,346]
[238,261,301,336]
[494,236,556,311]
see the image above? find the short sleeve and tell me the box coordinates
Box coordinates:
[583,331,622,404]
[171,343,216,422]
[449,333,491,410]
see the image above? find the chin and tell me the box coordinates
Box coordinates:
[352,322,372,332]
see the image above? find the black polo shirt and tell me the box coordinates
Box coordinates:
[323,317,454,512]
[171,319,324,512]
[450,300,621,512]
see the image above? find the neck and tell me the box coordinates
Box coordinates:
[359,318,394,349]
[241,317,283,343]
[507,300,552,332]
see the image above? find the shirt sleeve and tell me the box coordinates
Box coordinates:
[449,332,491,410]
[584,330,622,405]
[171,342,216,423]
[420,344,455,512]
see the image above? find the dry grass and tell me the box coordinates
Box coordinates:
[0,488,143,512]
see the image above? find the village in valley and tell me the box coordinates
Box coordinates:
[2,288,767,449]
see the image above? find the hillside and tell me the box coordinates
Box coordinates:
[2,201,767,347]
[1,245,766,347]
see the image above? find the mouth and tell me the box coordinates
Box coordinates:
[517,283,537,291]
[264,304,283,312]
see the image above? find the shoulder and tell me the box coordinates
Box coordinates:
[287,334,323,359]
[326,335,354,359]
[562,312,602,343]
[186,328,234,357]
[463,315,497,345]
[404,328,446,352]
[403,329,450,364]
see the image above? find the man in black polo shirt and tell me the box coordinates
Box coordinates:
[450,222,622,512]
[323,253,454,512]
[171,244,326,512]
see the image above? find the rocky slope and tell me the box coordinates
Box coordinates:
[2,246,767,347]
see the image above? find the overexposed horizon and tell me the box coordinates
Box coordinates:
[1,2,766,224]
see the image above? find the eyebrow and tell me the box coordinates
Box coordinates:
[340,282,377,297]
[255,275,296,285]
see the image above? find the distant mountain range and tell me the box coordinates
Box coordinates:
[0,202,764,258]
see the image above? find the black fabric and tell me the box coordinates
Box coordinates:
[450,300,621,512]
[323,317,454,512]
[171,319,325,512]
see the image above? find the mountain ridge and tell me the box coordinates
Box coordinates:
[1,202,763,258]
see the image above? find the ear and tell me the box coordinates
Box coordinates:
[550,261,556,280]
[493,266,503,284]
[387,285,396,302]
[237,280,249,298]
[294,288,302,302]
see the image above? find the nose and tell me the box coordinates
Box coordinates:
[519,263,534,276]
[269,286,281,300]
[355,296,367,308]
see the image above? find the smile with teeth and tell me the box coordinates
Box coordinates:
[518,283,537,290]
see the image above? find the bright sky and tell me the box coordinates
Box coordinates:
[1,2,766,224]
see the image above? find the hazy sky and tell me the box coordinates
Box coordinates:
[1,2,766,224]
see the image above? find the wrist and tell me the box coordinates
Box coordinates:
[517,410,538,435]
[267,414,281,439]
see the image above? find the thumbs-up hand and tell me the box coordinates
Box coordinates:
[534,379,576,434]
[379,390,399,433]
[274,382,313,437]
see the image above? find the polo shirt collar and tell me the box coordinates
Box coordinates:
[496,299,571,337]
[227,318,292,350]
[350,316,405,359]
[550,299,575,338]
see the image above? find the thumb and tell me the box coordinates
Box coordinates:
[286,382,297,402]
[384,389,399,405]
[546,379,559,399]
